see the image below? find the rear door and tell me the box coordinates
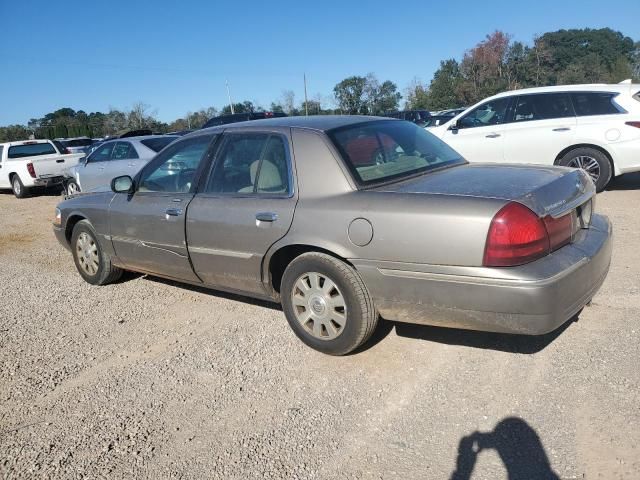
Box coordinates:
[502,93,576,165]
[438,96,511,163]
[109,134,216,281]
[187,131,297,295]
[106,141,141,183]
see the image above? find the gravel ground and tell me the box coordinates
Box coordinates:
[1,175,639,479]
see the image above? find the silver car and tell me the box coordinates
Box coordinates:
[65,135,178,194]
[53,116,612,355]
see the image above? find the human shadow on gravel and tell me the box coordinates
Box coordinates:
[356,316,574,354]
[605,171,640,191]
[450,417,560,480]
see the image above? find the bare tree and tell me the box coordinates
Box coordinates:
[281,90,296,115]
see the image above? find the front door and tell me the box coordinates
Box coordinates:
[502,93,576,165]
[187,132,297,295]
[80,142,115,191]
[439,96,511,163]
[109,134,216,282]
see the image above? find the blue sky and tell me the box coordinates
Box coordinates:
[1,0,638,125]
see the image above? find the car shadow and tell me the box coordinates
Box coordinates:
[606,171,640,191]
[134,273,573,354]
[450,417,560,479]
[356,315,575,355]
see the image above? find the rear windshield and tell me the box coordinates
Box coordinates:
[328,120,465,186]
[62,138,93,147]
[571,92,623,116]
[141,136,178,152]
[8,142,57,159]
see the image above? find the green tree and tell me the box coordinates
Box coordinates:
[333,76,367,114]
[54,123,68,138]
[425,59,464,109]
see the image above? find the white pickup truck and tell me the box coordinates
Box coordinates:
[0,139,84,198]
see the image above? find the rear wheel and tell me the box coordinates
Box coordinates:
[11,175,28,198]
[558,147,612,192]
[281,252,378,355]
[71,220,123,285]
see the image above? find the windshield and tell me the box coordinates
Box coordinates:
[62,138,94,147]
[328,120,465,186]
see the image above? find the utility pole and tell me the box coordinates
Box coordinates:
[226,80,235,114]
[304,73,309,116]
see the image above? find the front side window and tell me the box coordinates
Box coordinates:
[8,142,57,159]
[514,93,573,122]
[111,142,139,160]
[138,135,213,193]
[87,142,115,163]
[571,92,624,116]
[458,97,510,129]
[206,133,290,195]
[329,120,464,185]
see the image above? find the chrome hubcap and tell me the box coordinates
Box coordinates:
[76,232,99,276]
[567,155,600,182]
[13,179,21,195]
[68,182,79,195]
[291,272,347,341]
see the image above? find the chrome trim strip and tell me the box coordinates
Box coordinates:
[189,246,253,259]
[378,258,589,287]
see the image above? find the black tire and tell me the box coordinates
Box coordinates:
[71,220,123,285]
[11,175,28,199]
[66,179,81,196]
[281,252,378,355]
[557,147,612,193]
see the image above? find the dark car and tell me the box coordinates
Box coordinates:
[383,110,432,127]
[202,111,287,129]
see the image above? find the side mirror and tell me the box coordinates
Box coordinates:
[448,120,459,132]
[111,175,134,194]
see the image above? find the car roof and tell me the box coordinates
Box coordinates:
[200,115,390,133]
[100,134,178,144]
[488,83,640,100]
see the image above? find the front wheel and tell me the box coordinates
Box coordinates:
[558,147,612,192]
[11,175,28,198]
[71,220,123,285]
[281,252,378,355]
[66,179,81,196]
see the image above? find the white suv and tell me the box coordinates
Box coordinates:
[431,82,640,191]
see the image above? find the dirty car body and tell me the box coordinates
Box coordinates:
[53,116,612,355]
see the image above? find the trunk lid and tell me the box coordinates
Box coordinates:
[374,163,595,218]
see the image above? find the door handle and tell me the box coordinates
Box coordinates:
[127,163,136,167]
[165,208,183,217]
[485,133,501,138]
[256,212,278,222]
[552,127,571,132]
[56,159,65,163]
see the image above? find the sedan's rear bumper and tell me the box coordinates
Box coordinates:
[353,214,612,335]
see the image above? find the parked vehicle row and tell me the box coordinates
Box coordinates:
[0,139,84,197]
[65,135,179,194]
[53,116,612,355]
[432,82,640,191]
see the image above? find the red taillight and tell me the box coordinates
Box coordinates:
[26,163,36,178]
[625,121,640,129]
[544,213,573,250]
[65,148,72,154]
[483,203,549,267]
[483,203,575,267]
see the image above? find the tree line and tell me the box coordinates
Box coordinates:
[1,28,637,143]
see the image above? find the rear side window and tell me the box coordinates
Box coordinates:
[8,143,57,158]
[0,146,3,160]
[141,137,178,152]
[112,142,139,160]
[571,92,623,116]
[206,133,290,195]
[514,93,573,122]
